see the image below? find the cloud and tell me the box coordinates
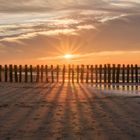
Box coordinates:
[1,13,140,51]
[0,9,132,40]
[77,25,96,30]
[0,0,53,13]
[0,0,139,13]
[0,0,140,64]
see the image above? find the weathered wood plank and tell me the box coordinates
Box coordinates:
[14,65,18,82]
[4,65,8,82]
[51,65,54,83]
[0,65,2,82]
[41,65,44,82]
[72,65,74,83]
[56,65,59,83]
[9,65,13,82]
[19,65,22,82]
[86,65,89,83]
[25,65,28,83]
[77,65,79,83]
[30,65,33,83]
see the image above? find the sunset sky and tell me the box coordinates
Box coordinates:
[0,0,140,65]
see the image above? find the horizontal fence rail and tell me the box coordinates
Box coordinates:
[0,64,140,84]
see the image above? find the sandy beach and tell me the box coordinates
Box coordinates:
[0,83,140,140]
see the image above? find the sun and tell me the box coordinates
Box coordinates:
[64,54,73,59]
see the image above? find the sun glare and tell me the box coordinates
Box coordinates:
[64,54,73,59]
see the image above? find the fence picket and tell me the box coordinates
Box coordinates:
[51,65,54,83]
[86,65,89,83]
[0,65,2,82]
[131,65,134,83]
[62,65,65,83]
[122,65,125,83]
[72,65,74,83]
[45,65,48,83]
[116,64,120,83]
[99,65,102,84]
[68,65,71,82]
[25,65,28,83]
[30,65,33,83]
[127,65,130,83]
[112,64,116,83]
[41,65,44,83]
[95,65,98,83]
[81,65,84,83]
[14,65,18,82]
[4,65,8,82]
[77,65,79,83]
[36,65,40,82]
[9,65,13,82]
[135,64,138,83]
[91,65,93,83]
[19,65,22,82]
[107,64,111,84]
[104,64,107,83]
[57,65,59,83]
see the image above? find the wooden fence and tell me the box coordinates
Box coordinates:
[0,64,139,84]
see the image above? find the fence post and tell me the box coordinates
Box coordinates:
[41,65,44,83]
[36,65,40,82]
[72,65,74,83]
[131,64,134,83]
[122,65,125,84]
[14,65,18,82]
[25,65,28,83]
[112,64,116,83]
[0,65,2,82]
[135,64,138,84]
[30,65,33,83]
[91,65,93,83]
[62,65,65,83]
[107,64,111,84]
[95,65,98,83]
[77,65,79,83]
[4,65,8,82]
[127,65,130,83]
[81,65,84,83]
[104,64,107,84]
[116,64,120,83]
[68,65,71,82]
[19,65,22,82]
[99,65,102,84]
[45,65,48,83]
[56,65,59,83]
[51,65,54,83]
[9,65,13,82]
[86,65,89,83]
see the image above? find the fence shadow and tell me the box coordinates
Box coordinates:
[0,83,140,140]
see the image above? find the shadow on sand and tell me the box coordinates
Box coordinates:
[0,83,140,140]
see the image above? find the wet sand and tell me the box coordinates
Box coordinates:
[0,83,140,140]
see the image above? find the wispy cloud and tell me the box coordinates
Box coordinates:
[0,0,140,64]
[99,14,127,23]
[0,0,140,13]
[77,25,96,30]
[0,9,131,41]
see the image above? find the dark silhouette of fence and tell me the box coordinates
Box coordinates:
[0,64,139,85]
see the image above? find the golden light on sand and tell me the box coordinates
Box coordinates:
[64,54,73,59]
